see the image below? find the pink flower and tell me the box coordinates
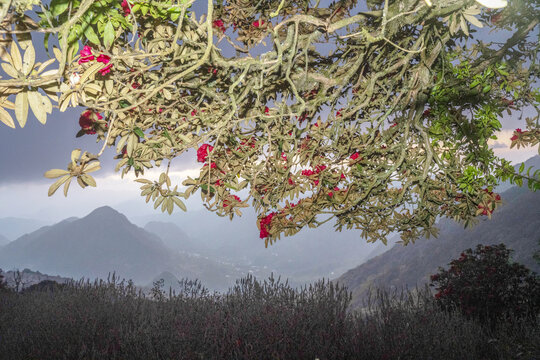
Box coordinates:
[121,0,131,16]
[197,144,214,162]
[78,46,94,64]
[252,20,265,27]
[96,54,111,64]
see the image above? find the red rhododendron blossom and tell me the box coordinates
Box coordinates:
[340,173,346,179]
[315,165,326,173]
[259,212,275,238]
[96,54,111,64]
[212,19,226,32]
[350,152,360,160]
[516,128,523,133]
[288,178,294,185]
[79,110,102,134]
[390,122,398,128]
[334,186,340,191]
[215,179,223,186]
[510,135,518,141]
[301,169,315,176]
[252,20,264,27]
[121,0,131,16]
[197,144,214,162]
[423,108,431,117]
[281,152,287,161]
[264,106,270,114]
[327,191,333,197]
[98,64,112,76]
[314,180,319,186]
[132,82,140,89]
[203,162,217,169]
[191,109,197,116]
[78,46,94,64]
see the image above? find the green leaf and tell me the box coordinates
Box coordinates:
[51,0,70,16]
[133,127,145,138]
[519,162,525,173]
[103,21,115,49]
[84,25,101,45]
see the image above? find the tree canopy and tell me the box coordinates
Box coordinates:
[0,0,539,246]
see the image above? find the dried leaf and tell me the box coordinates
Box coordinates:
[0,107,15,128]
[14,91,28,128]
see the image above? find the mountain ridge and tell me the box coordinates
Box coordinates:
[336,184,540,309]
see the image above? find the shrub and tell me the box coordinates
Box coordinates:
[429,244,540,325]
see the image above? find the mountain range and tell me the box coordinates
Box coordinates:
[0,206,241,291]
[336,184,540,309]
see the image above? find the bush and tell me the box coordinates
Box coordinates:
[429,244,540,325]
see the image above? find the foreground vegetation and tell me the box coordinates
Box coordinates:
[0,274,538,360]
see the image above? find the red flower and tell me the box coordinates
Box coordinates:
[212,19,226,32]
[223,195,241,207]
[259,212,275,238]
[132,82,140,89]
[327,191,333,197]
[197,144,214,162]
[350,152,360,160]
[301,169,315,176]
[78,46,94,64]
[79,110,102,134]
[96,54,111,64]
[98,64,112,76]
[510,135,518,141]
[334,186,340,191]
[314,180,319,186]
[215,179,223,186]
[281,152,287,161]
[191,109,197,116]
[121,0,131,16]
[315,165,326,173]
[516,128,523,133]
[495,194,501,201]
[340,173,346,179]
[252,20,265,28]
[390,122,397,128]
[203,162,217,169]
[288,178,294,185]
[423,108,431,117]
[264,106,270,114]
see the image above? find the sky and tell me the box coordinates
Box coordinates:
[0,0,538,226]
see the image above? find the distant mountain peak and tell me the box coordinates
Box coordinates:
[84,206,129,223]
